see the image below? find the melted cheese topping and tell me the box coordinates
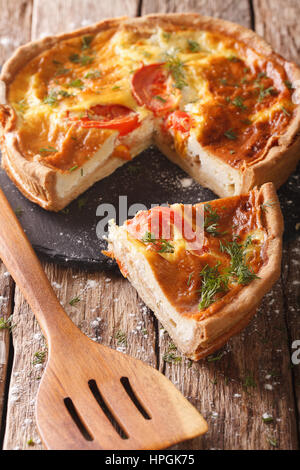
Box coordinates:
[124,190,267,319]
[6,23,295,173]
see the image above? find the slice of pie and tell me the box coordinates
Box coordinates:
[104,183,283,360]
[0,14,300,210]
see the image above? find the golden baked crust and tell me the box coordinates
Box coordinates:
[1,13,300,210]
[105,182,283,360]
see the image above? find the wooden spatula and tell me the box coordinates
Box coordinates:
[0,187,207,450]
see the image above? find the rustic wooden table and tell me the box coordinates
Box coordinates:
[0,0,299,451]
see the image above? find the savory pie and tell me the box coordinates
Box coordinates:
[104,183,283,360]
[0,14,300,210]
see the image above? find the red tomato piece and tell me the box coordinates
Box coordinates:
[165,110,193,134]
[131,63,181,116]
[75,105,140,136]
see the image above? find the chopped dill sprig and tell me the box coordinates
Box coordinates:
[164,54,187,90]
[141,231,174,253]
[115,330,127,346]
[163,343,182,363]
[198,263,229,310]
[69,296,81,306]
[33,349,47,365]
[204,203,226,237]
[220,238,259,285]
[0,315,14,330]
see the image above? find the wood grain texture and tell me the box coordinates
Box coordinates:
[1,0,300,450]
[0,0,33,60]
[141,0,251,28]
[0,0,33,449]
[31,0,140,39]
[0,264,14,437]
[282,241,300,437]
[254,0,300,440]
[253,0,300,65]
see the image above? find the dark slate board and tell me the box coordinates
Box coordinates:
[0,146,299,271]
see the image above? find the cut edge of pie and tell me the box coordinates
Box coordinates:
[104,182,283,360]
[0,13,300,211]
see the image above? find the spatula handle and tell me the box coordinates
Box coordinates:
[0,187,76,343]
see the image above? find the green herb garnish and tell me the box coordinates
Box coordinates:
[55,67,70,76]
[39,146,58,153]
[69,296,81,306]
[187,272,194,287]
[43,90,59,106]
[241,118,252,126]
[141,231,174,253]
[204,203,226,237]
[220,239,259,285]
[84,70,101,79]
[281,105,291,116]
[232,96,247,111]
[69,53,94,65]
[224,129,237,140]
[154,95,167,102]
[243,372,257,390]
[33,349,47,365]
[81,35,93,50]
[67,79,84,89]
[0,315,14,330]
[256,84,275,102]
[198,263,228,310]
[164,54,187,90]
[207,351,224,362]
[163,343,182,363]
[187,39,201,52]
[69,165,78,172]
[162,32,171,41]
[262,416,274,424]
[43,89,72,105]
[115,330,127,346]
[268,436,277,447]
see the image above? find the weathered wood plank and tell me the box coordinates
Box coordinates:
[254,0,300,443]
[0,0,33,448]
[141,0,252,28]
[31,0,139,39]
[0,0,33,61]
[281,241,300,436]
[253,0,300,65]
[0,264,14,441]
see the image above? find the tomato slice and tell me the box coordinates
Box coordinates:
[74,105,140,136]
[126,205,204,252]
[165,110,193,134]
[126,207,175,242]
[131,63,181,116]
